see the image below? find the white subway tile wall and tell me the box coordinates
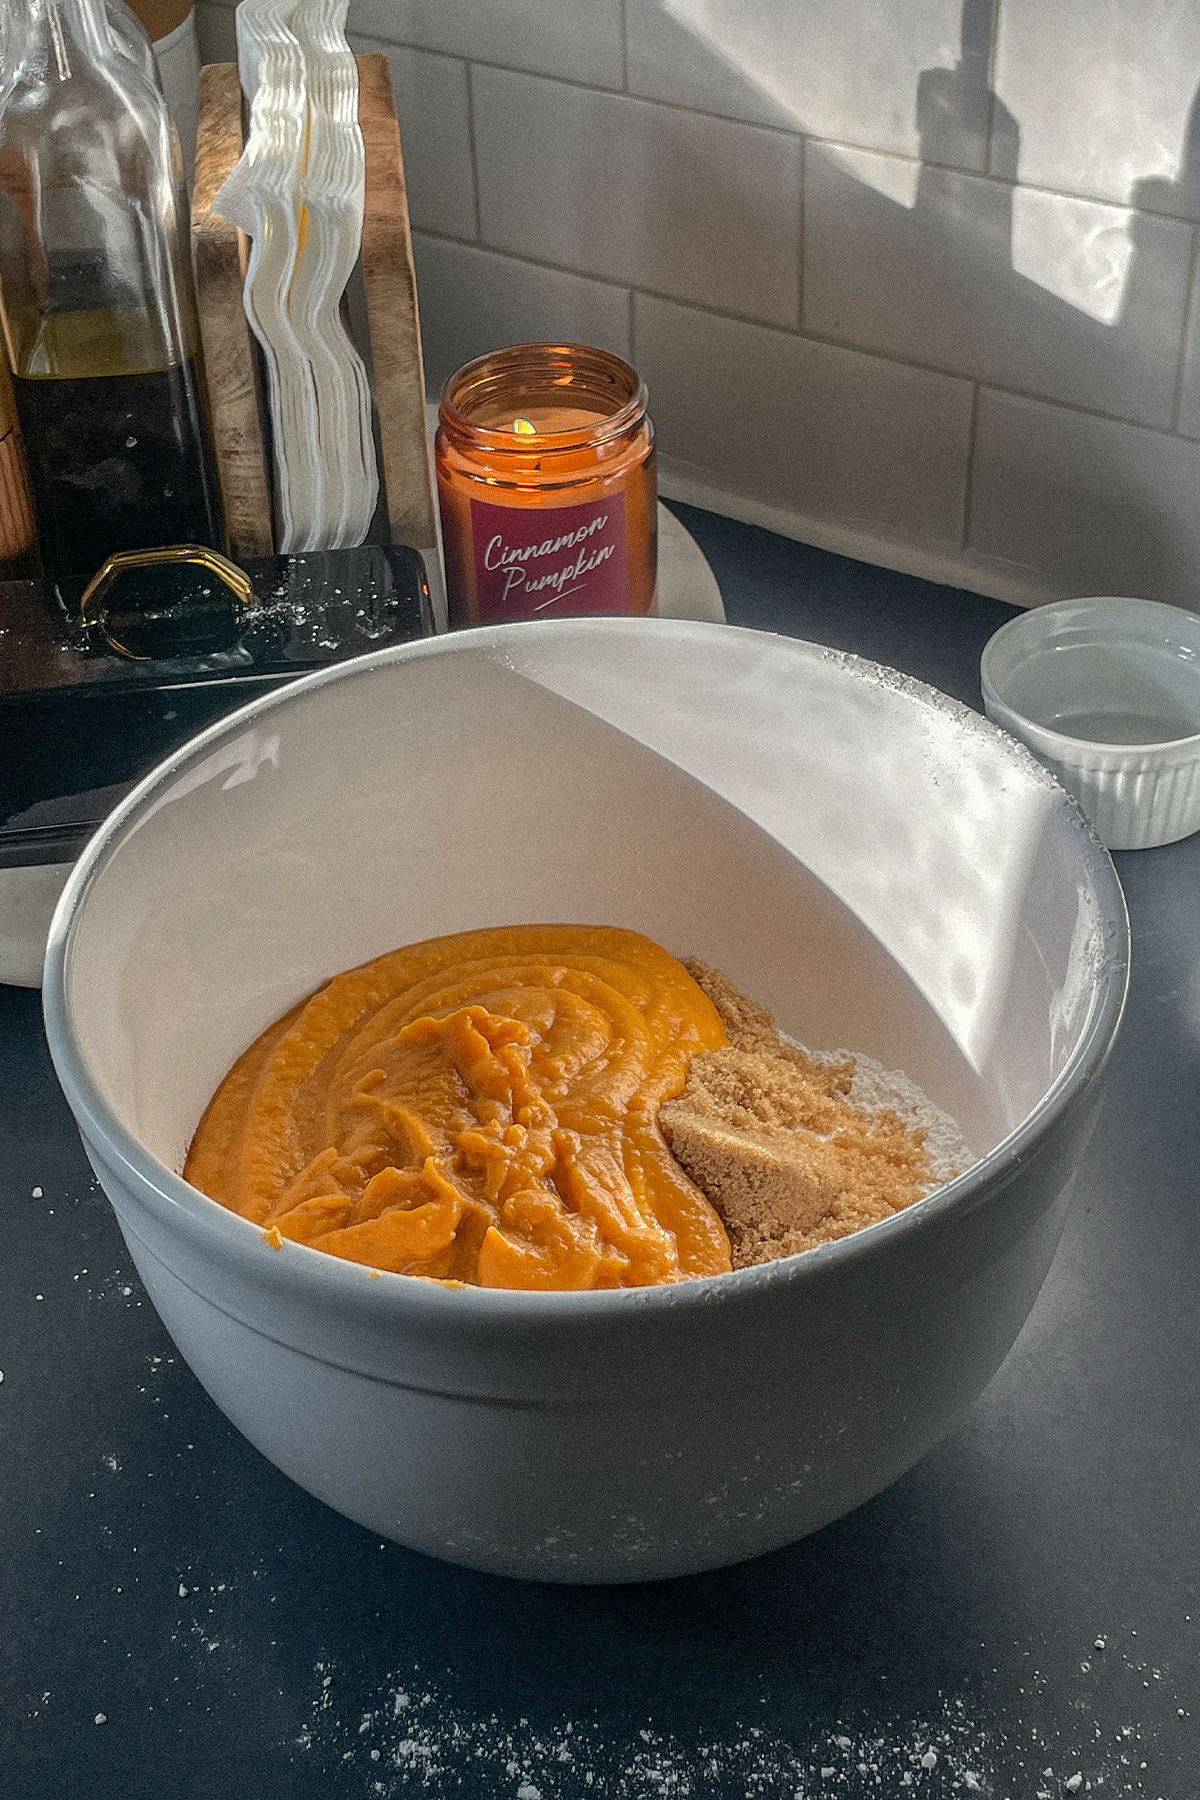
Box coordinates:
[635,294,974,547]
[414,238,631,391]
[803,146,1194,430]
[331,0,623,87]
[194,0,1200,607]
[349,39,476,240]
[969,391,1200,604]
[471,70,802,326]
[991,0,1200,216]
[1176,253,1200,443]
[626,0,992,168]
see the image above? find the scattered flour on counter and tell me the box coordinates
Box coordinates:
[290,1657,1176,1799]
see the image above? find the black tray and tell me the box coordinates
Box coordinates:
[0,544,432,868]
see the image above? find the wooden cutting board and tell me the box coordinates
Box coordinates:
[356,53,437,553]
[191,54,436,559]
[0,358,35,573]
[191,61,274,559]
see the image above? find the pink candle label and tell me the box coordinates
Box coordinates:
[470,493,628,619]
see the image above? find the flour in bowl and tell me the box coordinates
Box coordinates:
[659,960,976,1269]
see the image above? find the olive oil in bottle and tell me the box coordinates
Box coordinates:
[11,304,220,608]
[0,0,222,610]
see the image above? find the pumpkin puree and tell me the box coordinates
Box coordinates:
[184,924,733,1289]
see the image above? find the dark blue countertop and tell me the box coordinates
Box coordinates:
[2,504,1196,1798]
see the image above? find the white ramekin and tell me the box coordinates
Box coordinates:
[981,596,1200,851]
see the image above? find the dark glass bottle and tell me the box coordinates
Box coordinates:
[0,0,221,610]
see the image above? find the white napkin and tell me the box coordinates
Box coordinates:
[212,0,378,551]
[291,0,377,547]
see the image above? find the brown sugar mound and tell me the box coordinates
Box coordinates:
[660,960,940,1268]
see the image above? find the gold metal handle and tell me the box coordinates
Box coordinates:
[79,543,253,660]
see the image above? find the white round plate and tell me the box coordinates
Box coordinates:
[654,501,724,623]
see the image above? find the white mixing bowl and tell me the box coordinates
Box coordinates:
[43,620,1128,1581]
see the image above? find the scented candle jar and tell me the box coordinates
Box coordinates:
[436,343,656,627]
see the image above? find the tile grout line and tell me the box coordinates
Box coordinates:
[961,382,984,552]
[463,60,484,247]
[411,225,1198,445]
[963,0,1000,557]
[1169,225,1199,436]
[983,0,1004,178]
[787,133,1193,227]
[344,35,1200,230]
[796,136,807,331]
[415,225,631,298]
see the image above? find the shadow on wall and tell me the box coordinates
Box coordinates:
[631,0,1200,598]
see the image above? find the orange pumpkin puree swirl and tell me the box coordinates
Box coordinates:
[184,925,733,1289]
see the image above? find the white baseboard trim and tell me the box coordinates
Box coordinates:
[656,459,1061,613]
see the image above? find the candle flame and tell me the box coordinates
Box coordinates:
[512,417,537,436]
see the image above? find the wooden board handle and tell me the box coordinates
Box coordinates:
[357,53,438,551]
[0,359,35,567]
[192,62,275,560]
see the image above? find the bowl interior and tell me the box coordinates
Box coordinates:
[59,622,1122,1190]
[984,597,1200,747]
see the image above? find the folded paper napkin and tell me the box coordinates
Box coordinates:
[213,0,379,551]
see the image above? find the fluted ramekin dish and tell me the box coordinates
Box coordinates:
[981,595,1200,850]
[44,620,1128,1582]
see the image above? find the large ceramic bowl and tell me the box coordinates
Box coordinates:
[43,620,1128,1583]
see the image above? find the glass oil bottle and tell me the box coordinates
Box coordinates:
[0,0,221,610]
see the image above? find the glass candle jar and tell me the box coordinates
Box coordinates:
[436,342,655,628]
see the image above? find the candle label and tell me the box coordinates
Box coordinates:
[470,492,629,619]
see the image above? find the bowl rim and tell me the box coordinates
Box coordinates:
[981,595,1200,755]
[43,617,1131,1328]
